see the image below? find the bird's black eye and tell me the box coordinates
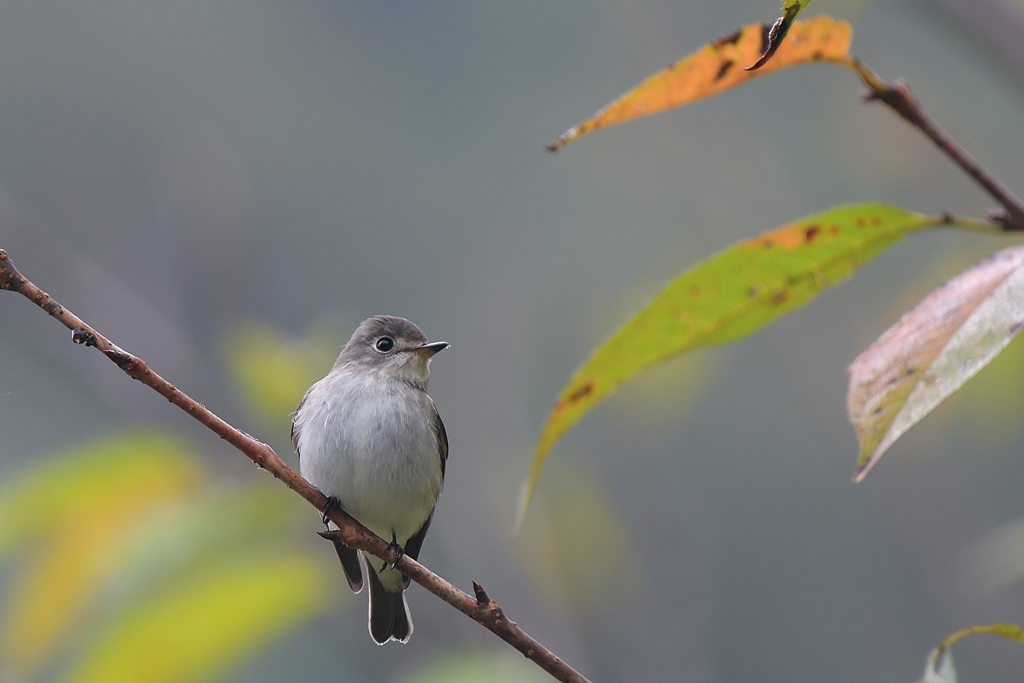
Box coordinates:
[374,337,395,353]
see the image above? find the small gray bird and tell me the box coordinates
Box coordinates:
[291,315,448,644]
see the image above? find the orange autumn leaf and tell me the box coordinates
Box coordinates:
[548,16,852,151]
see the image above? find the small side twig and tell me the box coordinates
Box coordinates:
[0,249,591,683]
[319,528,582,681]
[846,56,1024,231]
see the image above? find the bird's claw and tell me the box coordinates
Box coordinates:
[321,496,340,527]
[380,531,405,572]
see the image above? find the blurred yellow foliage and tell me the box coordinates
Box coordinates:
[222,316,350,430]
[0,431,333,683]
[0,432,201,557]
[62,556,329,683]
[0,432,201,675]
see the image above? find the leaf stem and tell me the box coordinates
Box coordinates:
[927,622,1024,673]
[844,56,1024,231]
[937,213,1007,233]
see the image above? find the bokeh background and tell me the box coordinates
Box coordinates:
[2,0,1024,681]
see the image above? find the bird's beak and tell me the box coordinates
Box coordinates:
[415,341,449,356]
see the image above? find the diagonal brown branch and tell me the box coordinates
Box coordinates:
[844,56,1024,231]
[0,249,591,683]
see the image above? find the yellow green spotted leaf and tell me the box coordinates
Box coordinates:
[547,15,850,151]
[516,204,942,530]
[61,555,331,683]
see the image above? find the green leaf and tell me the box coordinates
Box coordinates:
[516,204,941,530]
[61,555,332,683]
[748,1,816,71]
[848,246,1024,481]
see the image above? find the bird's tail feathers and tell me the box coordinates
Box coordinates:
[365,556,412,644]
[333,541,364,593]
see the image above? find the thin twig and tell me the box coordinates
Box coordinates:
[844,56,1024,231]
[0,249,591,683]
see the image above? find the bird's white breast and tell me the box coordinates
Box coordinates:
[296,370,442,545]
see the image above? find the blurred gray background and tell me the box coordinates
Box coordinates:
[2,0,1024,681]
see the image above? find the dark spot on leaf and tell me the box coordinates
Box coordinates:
[770,291,789,306]
[715,60,735,81]
[906,367,917,376]
[713,28,743,49]
[873,407,884,416]
[567,381,595,405]
[762,239,774,250]
[758,23,773,55]
[1011,321,1024,336]
[812,50,823,60]
[872,216,883,226]
[856,217,866,227]
[829,225,839,236]
[804,225,821,243]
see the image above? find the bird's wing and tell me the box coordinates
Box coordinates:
[404,512,433,563]
[291,392,308,461]
[433,402,448,480]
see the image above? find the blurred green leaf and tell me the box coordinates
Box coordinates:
[968,515,1024,595]
[848,246,1024,482]
[61,555,332,683]
[954,327,1024,443]
[519,204,941,529]
[102,482,308,608]
[224,321,326,428]
[516,461,635,614]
